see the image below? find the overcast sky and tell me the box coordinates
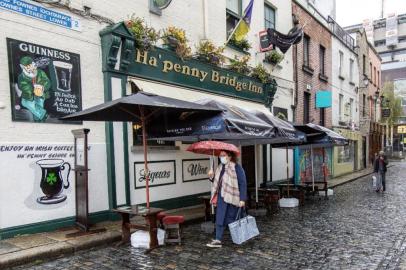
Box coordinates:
[336,0,406,27]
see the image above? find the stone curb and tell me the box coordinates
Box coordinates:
[329,165,395,189]
[0,213,204,269]
[0,231,122,269]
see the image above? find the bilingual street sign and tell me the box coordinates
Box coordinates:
[0,0,81,31]
[397,125,406,134]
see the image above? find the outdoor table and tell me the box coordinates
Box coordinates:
[198,195,212,221]
[113,206,163,250]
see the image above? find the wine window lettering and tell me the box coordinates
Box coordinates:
[182,159,210,182]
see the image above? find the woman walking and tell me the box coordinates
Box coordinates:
[206,150,247,248]
[373,150,388,192]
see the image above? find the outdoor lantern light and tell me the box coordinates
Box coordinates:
[363,75,370,87]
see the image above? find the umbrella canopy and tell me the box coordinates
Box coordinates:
[252,110,306,147]
[148,99,282,145]
[61,91,222,208]
[61,91,221,124]
[294,123,348,146]
[186,141,240,156]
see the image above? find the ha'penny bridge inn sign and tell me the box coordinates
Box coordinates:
[100,22,278,107]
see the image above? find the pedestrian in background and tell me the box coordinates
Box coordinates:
[373,150,388,192]
[206,150,247,248]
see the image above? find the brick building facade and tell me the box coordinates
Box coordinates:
[292,1,332,127]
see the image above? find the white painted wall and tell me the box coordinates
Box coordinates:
[0,2,109,230]
[331,37,360,128]
[0,0,296,230]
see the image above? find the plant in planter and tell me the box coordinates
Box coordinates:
[228,55,251,75]
[125,16,159,51]
[228,36,252,53]
[265,49,284,65]
[251,64,272,83]
[161,26,191,60]
[195,40,225,66]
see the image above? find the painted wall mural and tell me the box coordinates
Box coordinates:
[295,147,333,184]
[7,38,82,124]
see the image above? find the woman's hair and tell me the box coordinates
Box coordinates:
[225,150,238,163]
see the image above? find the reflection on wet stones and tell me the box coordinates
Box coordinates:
[11,163,406,270]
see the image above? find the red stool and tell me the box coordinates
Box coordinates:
[162,215,185,245]
[157,212,167,228]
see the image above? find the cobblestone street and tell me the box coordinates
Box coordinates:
[12,162,406,270]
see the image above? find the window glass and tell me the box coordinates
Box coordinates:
[303,35,310,67]
[227,0,240,15]
[337,142,354,163]
[264,4,275,29]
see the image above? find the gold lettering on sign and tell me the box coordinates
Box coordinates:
[134,49,264,96]
[135,50,157,67]
[162,60,173,73]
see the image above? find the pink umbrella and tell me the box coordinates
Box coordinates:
[186,141,240,156]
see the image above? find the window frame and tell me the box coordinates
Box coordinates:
[319,45,326,75]
[303,92,311,124]
[226,0,242,38]
[339,94,344,120]
[339,51,344,77]
[264,3,276,30]
[303,35,310,67]
[349,58,354,83]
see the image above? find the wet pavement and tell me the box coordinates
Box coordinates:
[11,162,406,270]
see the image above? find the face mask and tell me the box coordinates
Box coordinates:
[219,156,228,165]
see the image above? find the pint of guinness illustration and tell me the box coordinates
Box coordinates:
[36,159,71,204]
[53,61,73,92]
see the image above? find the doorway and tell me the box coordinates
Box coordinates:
[241,145,256,188]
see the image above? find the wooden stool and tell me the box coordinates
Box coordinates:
[163,215,185,245]
[157,212,167,228]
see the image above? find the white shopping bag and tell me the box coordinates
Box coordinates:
[372,175,377,188]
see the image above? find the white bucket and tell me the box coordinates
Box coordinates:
[318,188,334,196]
[130,229,165,248]
[278,198,299,208]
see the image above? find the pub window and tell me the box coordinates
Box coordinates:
[319,45,325,75]
[303,92,310,123]
[303,35,310,67]
[226,0,242,37]
[131,85,175,146]
[349,98,354,119]
[264,3,275,30]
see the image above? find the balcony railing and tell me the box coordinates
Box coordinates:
[328,16,355,51]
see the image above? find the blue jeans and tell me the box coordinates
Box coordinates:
[215,224,226,241]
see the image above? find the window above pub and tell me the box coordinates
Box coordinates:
[226,0,242,37]
[264,3,275,30]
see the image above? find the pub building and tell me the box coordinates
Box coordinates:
[0,0,295,239]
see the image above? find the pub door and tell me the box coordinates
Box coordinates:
[241,145,256,207]
[241,145,256,187]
